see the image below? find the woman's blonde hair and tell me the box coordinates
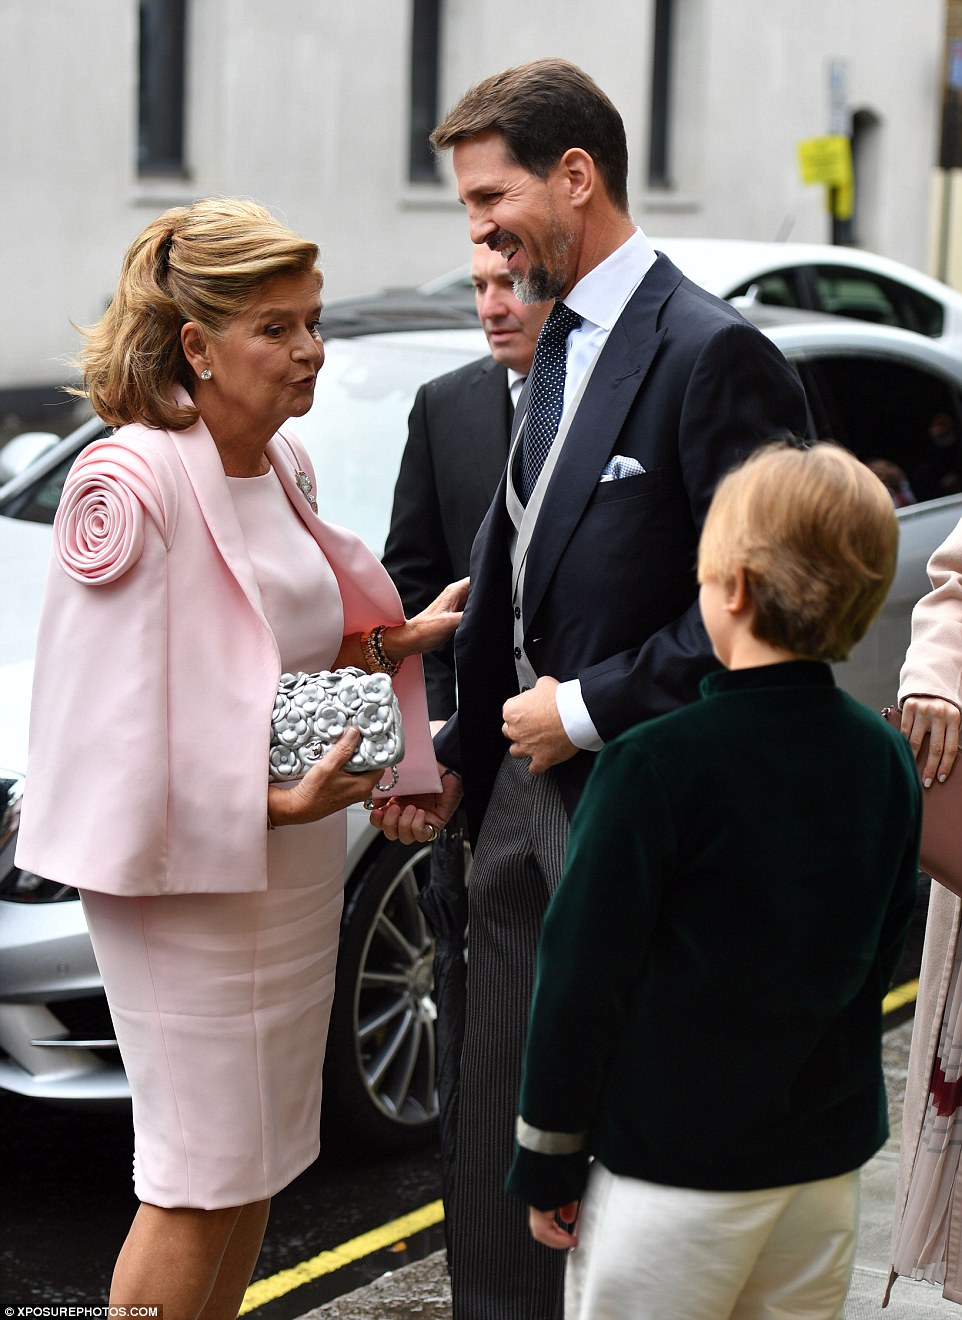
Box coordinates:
[72,197,320,431]
[697,441,899,662]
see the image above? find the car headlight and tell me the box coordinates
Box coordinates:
[0,770,76,903]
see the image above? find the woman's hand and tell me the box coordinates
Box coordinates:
[383,578,469,662]
[267,727,382,827]
[899,696,962,787]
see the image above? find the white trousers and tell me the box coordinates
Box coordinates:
[565,1161,861,1320]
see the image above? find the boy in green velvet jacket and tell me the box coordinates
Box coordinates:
[506,442,922,1320]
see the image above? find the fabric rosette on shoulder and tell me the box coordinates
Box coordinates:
[54,439,176,584]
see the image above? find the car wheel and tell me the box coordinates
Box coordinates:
[324,837,439,1152]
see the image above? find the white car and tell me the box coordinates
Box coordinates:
[2,296,962,1140]
[422,238,962,354]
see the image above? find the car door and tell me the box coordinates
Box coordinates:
[789,345,962,712]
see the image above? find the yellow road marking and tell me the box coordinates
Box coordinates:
[239,1198,445,1314]
[241,979,921,1313]
[883,979,919,1015]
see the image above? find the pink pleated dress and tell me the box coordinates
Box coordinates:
[81,467,347,1209]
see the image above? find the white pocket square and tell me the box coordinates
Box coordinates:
[600,455,646,483]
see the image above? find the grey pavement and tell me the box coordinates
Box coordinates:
[299,1019,958,1319]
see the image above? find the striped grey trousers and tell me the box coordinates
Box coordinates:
[450,751,569,1320]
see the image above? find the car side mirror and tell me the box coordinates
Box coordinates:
[729,283,762,309]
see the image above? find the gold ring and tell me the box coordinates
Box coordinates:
[426,825,440,842]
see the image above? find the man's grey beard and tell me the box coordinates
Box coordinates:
[510,222,576,304]
[511,263,568,303]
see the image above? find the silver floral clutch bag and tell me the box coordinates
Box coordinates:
[269,667,405,786]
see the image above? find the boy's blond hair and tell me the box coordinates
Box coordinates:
[697,441,898,662]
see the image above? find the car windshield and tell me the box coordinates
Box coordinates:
[299,331,484,552]
[1,449,90,524]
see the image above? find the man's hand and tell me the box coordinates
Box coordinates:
[369,762,463,845]
[528,1201,580,1249]
[502,676,577,774]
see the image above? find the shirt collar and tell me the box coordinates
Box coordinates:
[564,227,658,332]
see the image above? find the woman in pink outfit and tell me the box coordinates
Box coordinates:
[888,516,962,1306]
[15,198,465,1320]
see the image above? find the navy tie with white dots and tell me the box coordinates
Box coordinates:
[518,301,583,505]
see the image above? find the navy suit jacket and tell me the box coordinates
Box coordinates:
[383,353,512,719]
[435,254,809,842]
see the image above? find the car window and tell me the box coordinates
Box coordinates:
[811,266,944,338]
[0,451,79,525]
[728,270,805,310]
[793,352,962,505]
[811,269,902,328]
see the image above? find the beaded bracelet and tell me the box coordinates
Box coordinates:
[361,625,401,678]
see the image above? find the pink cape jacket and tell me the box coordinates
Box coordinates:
[15,409,440,897]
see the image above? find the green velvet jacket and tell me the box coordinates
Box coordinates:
[506,661,922,1211]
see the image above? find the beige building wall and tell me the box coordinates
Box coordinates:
[0,0,947,393]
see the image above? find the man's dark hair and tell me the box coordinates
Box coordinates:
[431,59,630,213]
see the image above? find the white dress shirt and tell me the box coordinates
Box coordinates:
[551,228,658,751]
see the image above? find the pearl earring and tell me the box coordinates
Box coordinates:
[200,368,212,381]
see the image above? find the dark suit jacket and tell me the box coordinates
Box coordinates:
[383,354,513,719]
[434,254,809,842]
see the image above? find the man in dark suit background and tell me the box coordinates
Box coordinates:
[373,58,808,1320]
[383,243,549,720]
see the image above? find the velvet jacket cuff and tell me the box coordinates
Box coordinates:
[504,1142,591,1212]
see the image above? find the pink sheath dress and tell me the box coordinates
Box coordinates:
[81,468,348,1209]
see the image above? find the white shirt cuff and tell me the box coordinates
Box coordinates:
[556,679,604,752]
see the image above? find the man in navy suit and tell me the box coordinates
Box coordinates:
[373,58,808,1320]
[383,243,549,720]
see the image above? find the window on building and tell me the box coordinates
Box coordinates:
[138,0,188,176]
[850,107,881,251]
[409,0,441,182]
[648,0,673,188]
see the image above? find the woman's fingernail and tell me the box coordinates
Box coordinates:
[940,774,947,782]
[924,777,933,788]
